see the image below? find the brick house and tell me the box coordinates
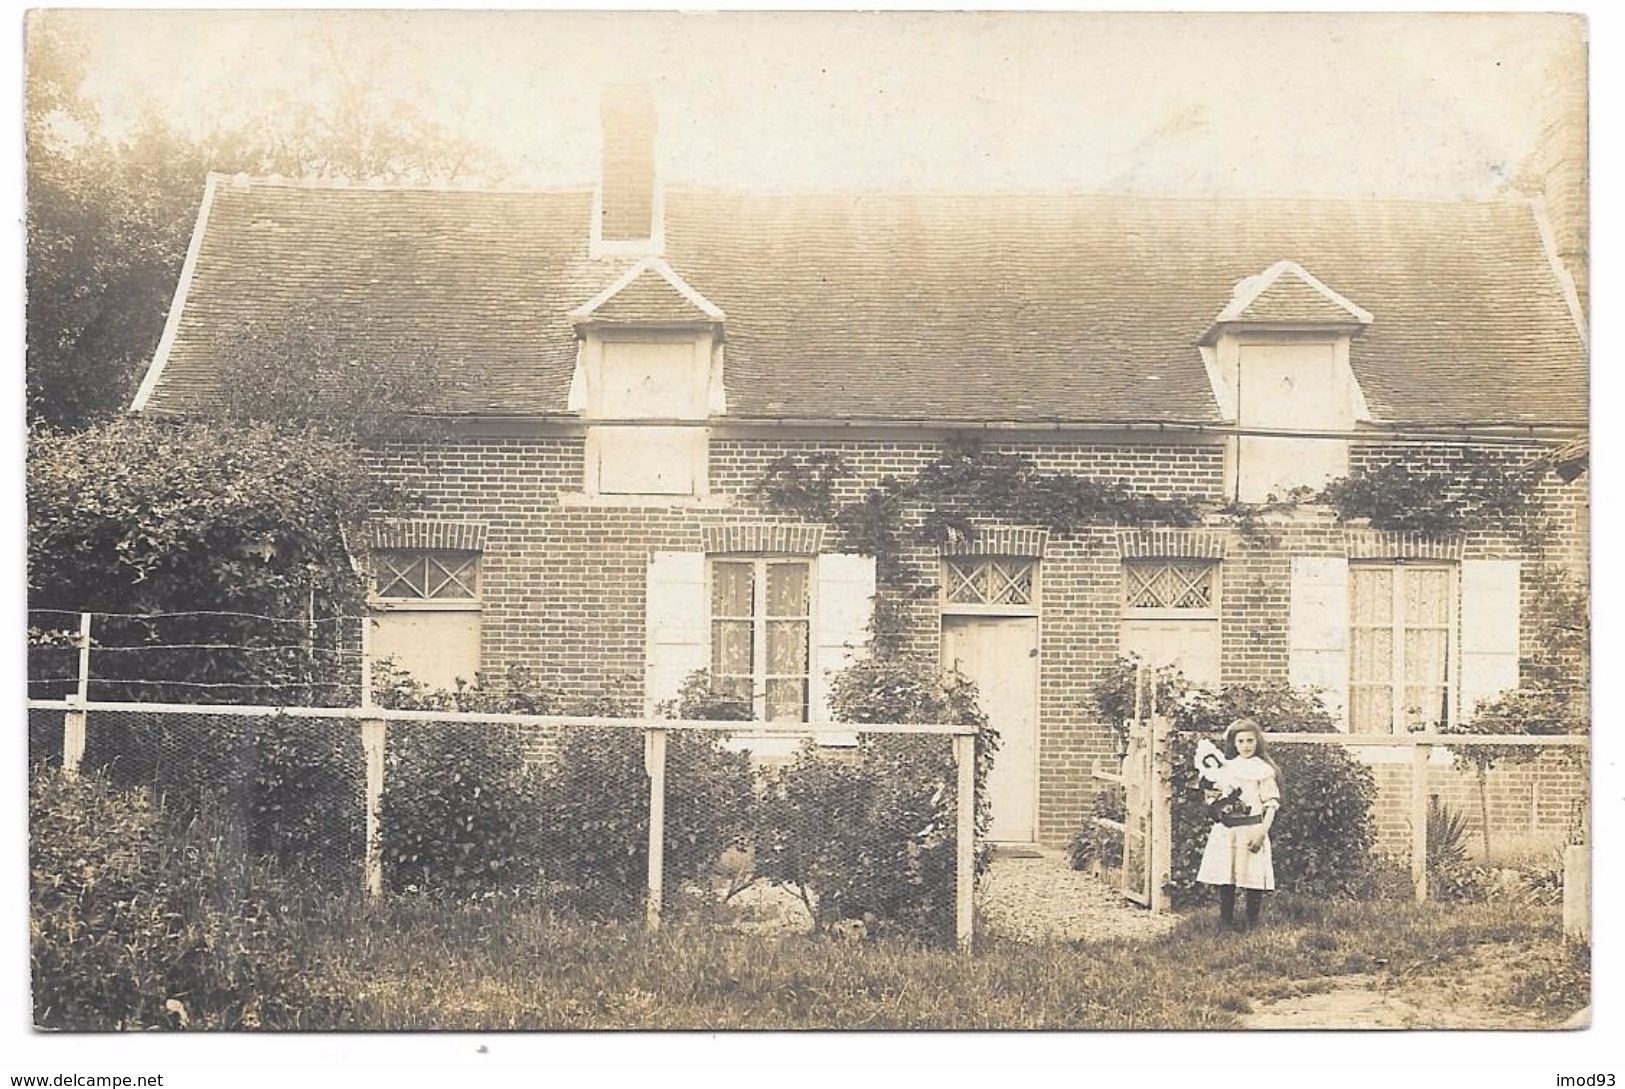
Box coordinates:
[131,89,1587,850]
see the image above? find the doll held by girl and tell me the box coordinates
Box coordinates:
[1194,718,1281,930]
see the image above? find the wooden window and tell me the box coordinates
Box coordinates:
[941,557,1039,613]
[373,550,479,602]
[1123,560,1218,618]
[710,558,811,722]
[369,549,482,691]
[587,337,708,497]
[1349,564,1453,734]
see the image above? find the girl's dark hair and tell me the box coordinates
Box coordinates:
[1223,717,1283,781]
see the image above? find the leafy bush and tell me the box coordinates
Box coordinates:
[30,768,345,1029]
[533,673,756,918]
[377,719,544,894]
[27,418,396,704]
[79,711,365,879]
[1093,659,1377,906]
[533,728,756,918]
[752,655,996,943]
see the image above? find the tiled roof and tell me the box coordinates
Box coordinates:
[1233,267,1369,325]
[573,258,722,326]
[140,178,1588,426]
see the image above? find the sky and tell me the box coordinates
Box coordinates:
[48,9,1586,199]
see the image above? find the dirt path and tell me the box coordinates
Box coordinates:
[1243,945,1586,1030]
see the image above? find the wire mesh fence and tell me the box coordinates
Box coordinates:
[26,697,979,947]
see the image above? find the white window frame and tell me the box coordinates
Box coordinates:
[580,330,713,500]
[939,556,1041,617]
[1348,561,1459,735]
[1121,559,1221,621]
[369,549,484,615]
[707,555,816,723]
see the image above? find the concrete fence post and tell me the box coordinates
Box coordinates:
[361,718,387,898]
[644,727,668,932]
[1411,736,1431,904]
[1563,844,1590,944]
[62,613,92,777]
[954,731,976,952]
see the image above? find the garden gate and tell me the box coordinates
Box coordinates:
[1120,709,1173,911]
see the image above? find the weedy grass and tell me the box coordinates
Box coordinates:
[33,771,1585,1030]
[268,892,1583,1030]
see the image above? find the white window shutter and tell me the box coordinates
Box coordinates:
[1460,559,1521,723]
[645,551,708,712]
[810,553,876,722]
[1288,556,1350,728]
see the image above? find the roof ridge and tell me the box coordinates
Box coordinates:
[661,184,1540,209]
[208,173,1538,210]
[210,171,594,197]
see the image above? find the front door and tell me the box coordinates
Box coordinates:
[941,616,1039,844]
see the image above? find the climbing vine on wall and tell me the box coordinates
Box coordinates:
[756,439,1201,653]
[1317,448,1550,542]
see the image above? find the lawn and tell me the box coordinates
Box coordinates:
[158,892,1587,1030]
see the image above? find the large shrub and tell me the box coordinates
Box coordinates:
[377,719,544,895]
[27,418,397,704]
[77,711,365,880]
[1092,659,1377,907]
[753,655,997,943]
[30,768,345,1029]
[531,671,756,918]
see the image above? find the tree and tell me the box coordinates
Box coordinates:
[27,418,401,704]
[24,12,500,429]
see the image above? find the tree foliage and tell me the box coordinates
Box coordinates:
[26,418,399,701]
[25,12,497,429]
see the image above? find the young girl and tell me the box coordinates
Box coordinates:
[1196,718,1282,930]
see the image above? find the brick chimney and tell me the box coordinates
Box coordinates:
[599,84,657,245]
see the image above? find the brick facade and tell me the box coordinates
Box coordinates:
[368,430,1586,849]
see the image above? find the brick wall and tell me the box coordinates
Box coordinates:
[1363,750,1587,858]
[367,432,1586,848]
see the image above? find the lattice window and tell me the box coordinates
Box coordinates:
[1123,561,1216,612]
[942,557,1038,607]
[373,550,480,601]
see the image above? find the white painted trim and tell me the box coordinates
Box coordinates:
[1529,196,1589,351]
[1217,259,1374,326]
[1198,344,1234,420]
[130,173,221,412]
[570,256,725,324]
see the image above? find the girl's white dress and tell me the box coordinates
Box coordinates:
[1195,755,1280,891]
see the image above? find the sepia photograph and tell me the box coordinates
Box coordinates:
[12,4,1604,1067]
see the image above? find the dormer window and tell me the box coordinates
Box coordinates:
[1200,261,1374,503]
[568,258,727,500]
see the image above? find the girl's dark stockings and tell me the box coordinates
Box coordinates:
[1217,885,1265,930]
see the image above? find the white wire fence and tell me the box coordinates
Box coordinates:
[26,610,980,949]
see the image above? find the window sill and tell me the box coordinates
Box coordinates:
[369,600,483,613]
[558,492,733,510]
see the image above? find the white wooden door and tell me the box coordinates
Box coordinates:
[941,616,1039,844]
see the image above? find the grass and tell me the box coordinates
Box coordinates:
[238,890,1584,1030]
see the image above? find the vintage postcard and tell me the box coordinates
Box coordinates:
[18,7,1596,1072]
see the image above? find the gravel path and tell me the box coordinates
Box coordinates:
[976,850,1178,944]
